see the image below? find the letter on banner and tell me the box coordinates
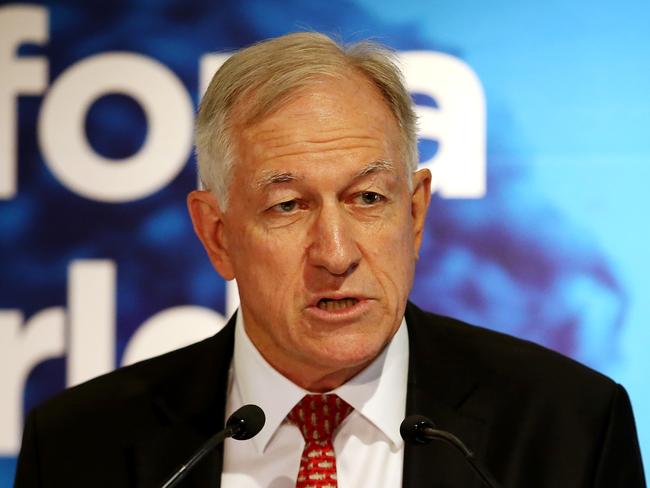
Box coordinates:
[122,306,226,366]
[67,260,116,386]
[0,5,48,199]
[400,51,486,198]
[0,308,65,454]
[39,53,194,202]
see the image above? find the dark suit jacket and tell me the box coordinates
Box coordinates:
[15,302,645,487]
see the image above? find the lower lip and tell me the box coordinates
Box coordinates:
[304,299,373,323]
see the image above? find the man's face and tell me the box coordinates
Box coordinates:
[189,73,430,390]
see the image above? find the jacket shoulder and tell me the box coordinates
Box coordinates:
[405,301,618,404]
[27,320,235,435]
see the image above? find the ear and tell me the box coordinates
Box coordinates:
[410,168,432,259]
[187,190,236,280]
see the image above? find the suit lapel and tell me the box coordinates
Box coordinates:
[402,302,489,488]
[131,315,237,488]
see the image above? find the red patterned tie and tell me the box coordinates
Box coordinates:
[287,394,353,488]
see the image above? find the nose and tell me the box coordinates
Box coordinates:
[307,202,361,277]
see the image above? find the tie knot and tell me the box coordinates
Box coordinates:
[287,394,353,442]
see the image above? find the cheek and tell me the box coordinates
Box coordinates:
[232,226,306,294]
[367,219,416,293]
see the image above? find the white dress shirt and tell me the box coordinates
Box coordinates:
[221,312,409,487]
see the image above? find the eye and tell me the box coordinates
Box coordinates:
[358,191,384,205]
[272,200,298,213]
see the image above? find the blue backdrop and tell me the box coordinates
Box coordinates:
[1,0,649,484]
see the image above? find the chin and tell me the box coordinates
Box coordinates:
[312,335,388,370]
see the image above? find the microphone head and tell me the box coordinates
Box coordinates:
[400,414,436,445]
[226,404,266,440]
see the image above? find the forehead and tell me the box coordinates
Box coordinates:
[231,73,403,180]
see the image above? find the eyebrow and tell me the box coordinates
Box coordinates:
[253,159,396,191]
[354,159,396,178]
[254,171,301,190]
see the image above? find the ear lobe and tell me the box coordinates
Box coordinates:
[187,190,236,280]
[410,169,432,259]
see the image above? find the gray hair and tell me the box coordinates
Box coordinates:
[195,32,418,208]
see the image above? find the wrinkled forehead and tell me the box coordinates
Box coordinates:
[252,158,399,191]
[247,83,400,162]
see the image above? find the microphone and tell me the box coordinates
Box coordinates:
[161,404,265,488]
[226,404,266,440]
[400,415,503,488]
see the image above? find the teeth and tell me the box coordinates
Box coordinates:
[317,298,358,311]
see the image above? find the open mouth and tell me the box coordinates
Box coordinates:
[317,297,359,311]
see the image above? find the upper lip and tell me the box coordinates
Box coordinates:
[308,293,369,307]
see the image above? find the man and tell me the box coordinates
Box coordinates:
[16,32,645,487]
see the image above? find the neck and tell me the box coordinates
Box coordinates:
[276,361,370,392]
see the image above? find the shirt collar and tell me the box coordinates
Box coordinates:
[232,311,409,453]
[232,312,308,454]
[333,319,408,448]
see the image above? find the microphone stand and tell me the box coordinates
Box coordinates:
[420,426,503,488]
[161,425,236,488]
[160,404,265,488]
[401,415,503,488]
